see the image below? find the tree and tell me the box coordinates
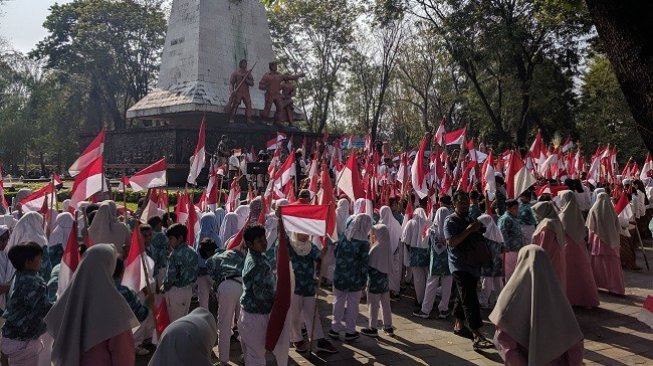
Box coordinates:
[577,55,647,162]
[31,0,166,131]
[584,0,653,153]
[267,0,359,134]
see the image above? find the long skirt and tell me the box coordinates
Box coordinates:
[565,235,600,307]
[589,231,625,295]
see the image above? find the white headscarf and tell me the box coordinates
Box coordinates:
[219,213,239,245]
[489,245,583,366]
[48,212,74,247]
[369,224,391,274]
[7,211,47,250]
[477,214,504,243]
[345,214,372,241]
[433,206,453,242]
[400,208,429,249]
[0,215,17,232]
[234,204,250,228]
[335,198,350,236]
[379,206,401,253]
[62,199,71,213]
[46,208,58,234]
[45,244,139,366]
[558,190,586,246]
[88,202,130,256]
[214,208,226,235]
[532,201,565,247]
[353,198,366,215]
[148,307,217,366]
[586,192,620,248]
[289,232,313,256]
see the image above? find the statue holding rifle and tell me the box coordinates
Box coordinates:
[227,59,255,124]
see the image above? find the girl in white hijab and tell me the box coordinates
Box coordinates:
[400,207,429,305]
[335,198,351,237]
[379,206,402,296]
[362,224,393,337]
[586,192,625,295]
[531,201,567,291]
[234,204,250,229]
[6,211,51,280]
[477,213,505,308]
[47,212,75,267]
[88,202,130,257]
[490,245,584,366]
[558,190,599,308]
[219,212,239,247]
[45,244,139,366]
[148,307,217,366]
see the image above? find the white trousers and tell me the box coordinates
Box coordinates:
[196,275,214,310]
[165,285,192,323]
[389,245,403,293]
[421,275,453,314]
[0,337,42,366]
[367,292,392,329]
[331,289,361,333]
[238,310,290,366]
[133,312,155,347]
[479,277,504,306]
[411,267,428,304]
[216,279,242,364]
[289,294,324,343]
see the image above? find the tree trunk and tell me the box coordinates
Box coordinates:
[585,0,653,153]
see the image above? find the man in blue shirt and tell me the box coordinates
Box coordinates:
[161,224,198,322]
[444,191,494,351]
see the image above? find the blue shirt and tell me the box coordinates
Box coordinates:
[206,249,245,289]
[2,272,52,341]
[498,212,524,252]
[429,232,451,276]
[163,243,199,290]
[518,202,537,226]
[333,238,369,292]
[240,250,275,314]
[289,244,321,297]
[367,267,388,294]
[115,280,149,322]
[469,204,482,221]
[147,232,169,274]
[47,264,60,303]
[444,213,481,277]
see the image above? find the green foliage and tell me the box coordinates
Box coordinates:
[576,55,647,163]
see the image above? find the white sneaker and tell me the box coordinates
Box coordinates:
[135,346,150,356]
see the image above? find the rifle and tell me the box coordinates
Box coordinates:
[227,61,257,106]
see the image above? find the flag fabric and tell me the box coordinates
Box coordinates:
[637,295,653,329]
[122,224,154,292]
[53,174,63,187]
[265,221,291,352]
[273,151,296,190]
[175,192,189,224]
[641,153,652,180]
[411,136,429,199]
[187,195,198,246]
[155,298,171,336]
[319,164,338,242]
[337,152,363,202]
[117,175,130,190]
[434,118,446,146]
[615,192,633,223]
[19,183,55,213]
[57,221,80,297]
[187,116,206,185]
[561,137,574,153]
[130,158,167,192]
[482,150,496,199]
[279,204,331,237]
[69,156,104,209]
[506,150,536,199]
[69,129,105,176]
[0,175,7,210]
[444,127,466,146]
[225,225,245,251]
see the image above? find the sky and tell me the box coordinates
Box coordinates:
[0,0,74,53]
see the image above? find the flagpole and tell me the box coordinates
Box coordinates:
[216,174,224,209]
[123,168,128,222]
[136,189,159,330]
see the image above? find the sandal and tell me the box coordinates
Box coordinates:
[453,326,473,339]
[472,335,494,350]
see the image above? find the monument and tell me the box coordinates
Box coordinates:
[99,0,315,184]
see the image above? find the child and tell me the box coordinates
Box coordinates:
[196,237,218,309]
[113,258,155,356]
[330,214,372,341]
[362,224,393,337]
[287,232,337,353]
[147,216,169,288]
[162,224,199,322]
[238,223,275,366]
[477,214,505,308]
[207,245,245,366]
[1,242,53,365]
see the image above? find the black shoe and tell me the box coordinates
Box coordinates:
[412,310,430,319]
[315,338,338,354]
[438,310,450,319]
[360,328,378,338]
[383,327,395,336]
[328,329,340,340]
[301,327,308,338]
[344,332,360,341]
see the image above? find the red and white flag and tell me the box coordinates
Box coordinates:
[641,153,652,180]
[615,192,633,223]
[411,136,429,199]
[155,298,171,336]
[434,118,446,146]
[175,192,189,224]
[318,164,338,242]
[273,151,296,190]
[265,221,291,352]
[444,127,466,146]
[280,204,332,237]
[57,221,80,297]
[482,150,496,199]
[337,152,364,202]
[506,150,536,199]
[561,137,574,153]
[187,116,206,185]
[19,183,55,213]
[69,129,105,176]
[69,156,104,210]
[122,224,154,292]
[130,158,167,192]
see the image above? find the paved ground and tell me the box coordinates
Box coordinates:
[138,248,653,365]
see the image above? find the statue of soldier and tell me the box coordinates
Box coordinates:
[258,61,304,126]
[226,59,255,124]
[216,135,230,165]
